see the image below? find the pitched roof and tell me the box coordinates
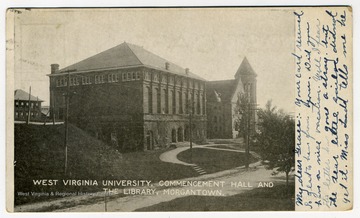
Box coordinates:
[235,57,257,78]
[14,89,43,102]
[60,42,204,80]
[206,79,236,102]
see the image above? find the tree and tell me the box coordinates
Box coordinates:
[234,93,255,169]
[254,100,295,187]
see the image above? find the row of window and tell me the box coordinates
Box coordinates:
[144,71,203,89]
[145,87,206,115]
[95,75,105,84]
[213,116,224,123]
[122,72,141,81]
[15,101,39,107]
[56,77,81,87]
[15,112,39,118]
[55,71,204,89]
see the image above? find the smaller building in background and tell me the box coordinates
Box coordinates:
[14,89,43,121]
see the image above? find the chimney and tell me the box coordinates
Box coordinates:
[51,64,59,74]
[185,68,189,75]
[165,62,170,70]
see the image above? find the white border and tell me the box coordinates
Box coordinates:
[1,0,359,218]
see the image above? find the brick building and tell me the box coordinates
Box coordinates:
[48,42,207,151]
[14,89,43,121]
[206,57,257,139]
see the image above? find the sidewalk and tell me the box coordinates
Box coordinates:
[159,142,261,166]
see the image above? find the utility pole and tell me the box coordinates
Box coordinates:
[26,86,31,125]
[52,91,56,125]
[63,69,76,175]
[245,100,251,169]
[187,99,194,163]
[238,92,258,170]
[189,105,193,163]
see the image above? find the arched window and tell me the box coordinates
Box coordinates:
[178,127,183,142]
[171,129,177,142]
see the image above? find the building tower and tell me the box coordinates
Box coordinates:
[234,57,257,131]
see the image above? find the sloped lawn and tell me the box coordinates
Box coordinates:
[177,148,257,174]
[14,124,197,205]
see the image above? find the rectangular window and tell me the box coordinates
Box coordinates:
[153,73,158,82]
[122,72,127,81]
[161,74,167,83]
[136,72,141,80]
[147,87,152,114]
[156,88,161,114]
[109,74,117,82]
[144,72,150,81]
[169,76,174,84]
[172,91,176,114]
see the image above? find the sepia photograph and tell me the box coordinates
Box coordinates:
[5,6,353,213]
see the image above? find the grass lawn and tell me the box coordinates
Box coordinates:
[136,183,295,211]
[177,148,257,174]
[14,124,197,206]
[208,144,243,150]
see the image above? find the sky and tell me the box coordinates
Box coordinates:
[11,8,295,113]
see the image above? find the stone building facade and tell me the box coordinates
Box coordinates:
[206,57,257,139]
[48,42,207,151]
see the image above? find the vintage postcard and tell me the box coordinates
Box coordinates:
[6,7,353,212]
